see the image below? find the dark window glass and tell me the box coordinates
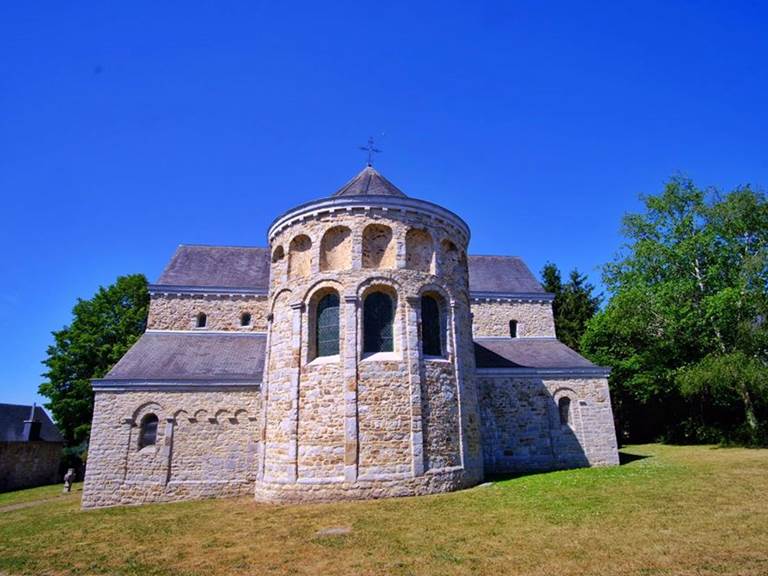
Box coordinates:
[241,312,252,327]
[558,397,571,426]
[316,293,340,357]
[421,295,442,356]
[509,320,518,338]
[139,414,159,448]
[197,313,207,328]
[364,292,394,353]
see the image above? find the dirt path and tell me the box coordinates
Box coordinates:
[0,493,78,513]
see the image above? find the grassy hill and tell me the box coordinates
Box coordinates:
[1,444,766,575]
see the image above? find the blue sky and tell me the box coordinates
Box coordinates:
[1,1,767,407]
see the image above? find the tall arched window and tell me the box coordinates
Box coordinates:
[421,295,442,356]
[364,291,394,353]
[196,313,207,328]
[139,414,159,449]
[315,293,340,357]
[558,397,571,426]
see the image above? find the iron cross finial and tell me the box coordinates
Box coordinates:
[359,137,382,167]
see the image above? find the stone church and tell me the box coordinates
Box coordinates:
[82,165,619,508]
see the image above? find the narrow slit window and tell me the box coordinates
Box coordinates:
[364,292,394,353]
[196,313,207,328]
[421,295,442,356]
[509,320,518,338]
[240,312,252,327]
[139,414,158,448]
[558,397,571,426]
[315,293,340,357]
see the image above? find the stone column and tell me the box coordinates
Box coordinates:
[343,295,359,482]
[257,312,274,481]
[287,302,304,482]
[405,295,425,477]
[449,299,467,469]
[395,227,407,269]
[351,227,363,271]
[162,417,175,485]
[120,417,134,482]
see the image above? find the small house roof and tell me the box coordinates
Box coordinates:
[156,245,270,290]
[0,403,64,443]
[467,255,546,294]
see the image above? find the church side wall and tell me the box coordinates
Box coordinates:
[147,294,269,332]
[82,389,260,509]
[471,301,556,338]
[477,374,618,474]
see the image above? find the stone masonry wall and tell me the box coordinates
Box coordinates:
[256,202,484,502]
[82,389,260,508]
[477,374,619,474]
[0,442,61,492]
[471,300,556,338]
[147,293,268,332]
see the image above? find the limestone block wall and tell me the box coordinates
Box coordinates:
[0,442,62,492]
[147,293,268,332]
[471,300,556,338]
[82,389,260,508]
[255,199,484,502]
[477,374,619,474]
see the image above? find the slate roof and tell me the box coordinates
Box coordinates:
[332,166,408,198]
[474,338,596,369]
[0,404,64,443]
[153,246,544,297]
[467,255,545,294]
[101,332,266,382]
[156,245,270,290]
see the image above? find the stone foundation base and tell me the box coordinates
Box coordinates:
[253,467,483,504]
[81,480,254,509]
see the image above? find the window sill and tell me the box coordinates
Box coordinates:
[307,354,341,366]
[361,351,401,362]
[424,355,450,363]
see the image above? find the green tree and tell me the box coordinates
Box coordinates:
[541,263,601,352]
[40,274,149,445]
[582,177,768,445]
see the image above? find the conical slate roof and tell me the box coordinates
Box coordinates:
[332,165,408,198]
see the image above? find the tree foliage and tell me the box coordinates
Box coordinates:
[40,274,149,445]
[541,263,601,352]
[582,177,768,445]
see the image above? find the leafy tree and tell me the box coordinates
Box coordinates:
[582,177,768,445]
[40,274,149,445]
[541,263,601,352]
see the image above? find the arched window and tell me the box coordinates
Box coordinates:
[364,291,394,353]
[196,313,207,328]
[315,293,340,357]
[421,295,442,356]
[558,397,571,426]
[139,414,159,449]
[240,312,252,327]
[509,320,518,338]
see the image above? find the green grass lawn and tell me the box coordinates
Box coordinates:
[0,444,766,575]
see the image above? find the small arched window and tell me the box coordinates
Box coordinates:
[421,295,442,356]
[558,397,571,426]
[240,312,252,327]
[364,291,394,353]
[139,414,159,449]
[315,293,340,357]
[196,313,207,328]
[509,320,518,338]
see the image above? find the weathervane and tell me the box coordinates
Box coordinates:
[359,136,382,167]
